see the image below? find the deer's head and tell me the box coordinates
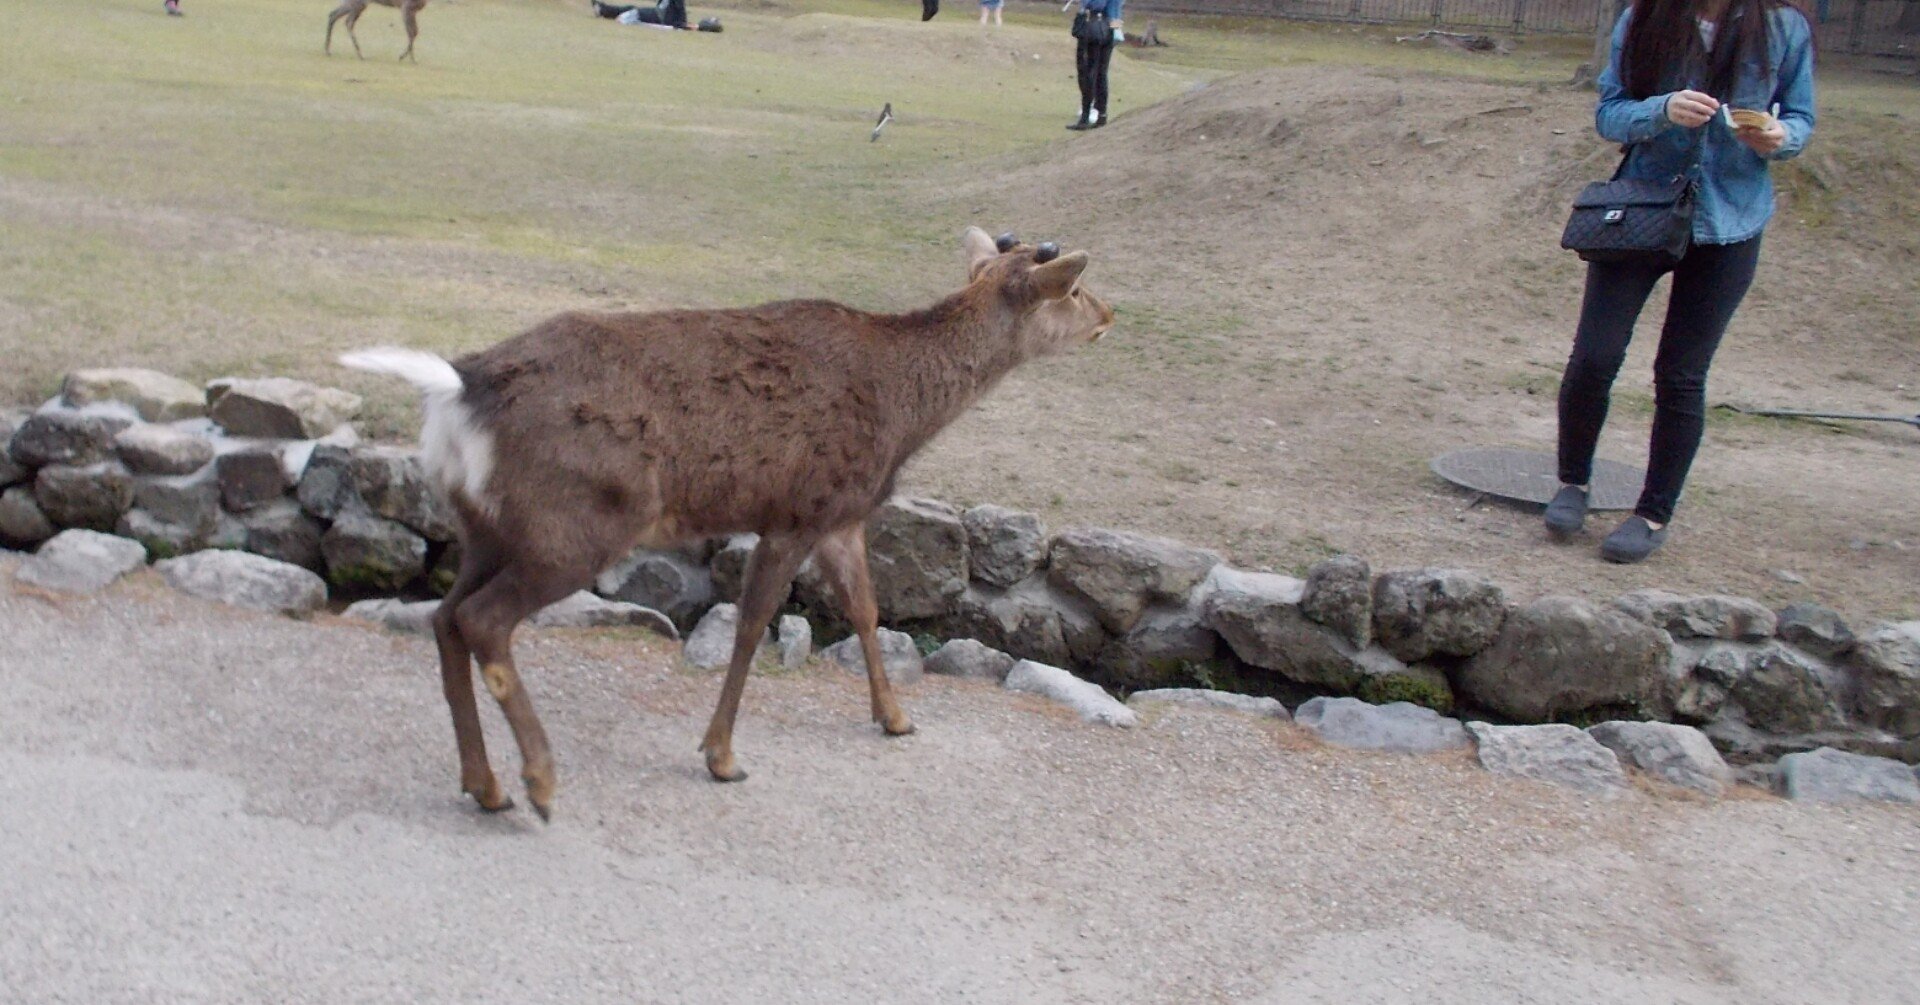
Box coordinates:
[962,226,1114,358]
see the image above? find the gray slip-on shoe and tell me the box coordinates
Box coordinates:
[1601,515,1669,564]
[1544,484,1590,538]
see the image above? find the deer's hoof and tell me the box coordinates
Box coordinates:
[704,749,748,783]
[522,767,556,823]
[466,779,515,814]
[879,712,916,737]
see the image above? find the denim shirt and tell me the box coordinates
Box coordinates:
[1595,5,1816,244]
[1080,0,1124,21]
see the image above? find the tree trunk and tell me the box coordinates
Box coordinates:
[1591,0,1622,70]
[1584,0,1627,89]
[1895,0,1920,34]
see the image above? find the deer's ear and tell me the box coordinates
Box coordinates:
[962,226,999,278]
[1027,251,1088,300]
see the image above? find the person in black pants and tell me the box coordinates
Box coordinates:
[1068,0,1123,130]
[1557,239,1761,551]
[1545,0,1816,563]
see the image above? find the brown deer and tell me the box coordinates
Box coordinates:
[326,0,429,62]
[341,228,1114,821]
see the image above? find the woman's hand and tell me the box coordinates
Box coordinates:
[1664,90,1719,127]
[1735,120,1787,155]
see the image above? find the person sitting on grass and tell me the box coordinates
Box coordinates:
[593,0,687,29]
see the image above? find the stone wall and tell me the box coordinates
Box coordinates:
[2,369,458,597]
[6,367,1917,766]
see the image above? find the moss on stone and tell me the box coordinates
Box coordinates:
[428,564,457,596]
[327,562,409,593]
[137,537,181,561]
[1182,658,1252,694]
[911,632,944,658]
[1357,671,1456,715]
[1557,704,1644,729]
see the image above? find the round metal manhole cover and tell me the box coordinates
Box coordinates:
[1430,448,1643,510]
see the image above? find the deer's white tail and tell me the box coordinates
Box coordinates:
[340,347,494,512]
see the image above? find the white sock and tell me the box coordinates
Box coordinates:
[1088,108,1100,124]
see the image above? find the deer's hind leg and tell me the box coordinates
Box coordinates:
[452,561,593,821]
[699,532,817,782]
[431,529,512,812]
[813,524,915,738]
[399,1,421,61]
[343,4,367,58]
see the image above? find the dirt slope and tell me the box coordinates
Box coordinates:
[905,65,1920,620]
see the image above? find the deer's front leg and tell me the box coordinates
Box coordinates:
[814,524,914,737]
[699,533,815,782]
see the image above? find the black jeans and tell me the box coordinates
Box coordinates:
[1075,35,1113,119]
[1557,235,1762,525]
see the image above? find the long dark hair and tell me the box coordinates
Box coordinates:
[1621,0,1814,100]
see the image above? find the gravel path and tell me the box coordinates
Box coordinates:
[2,558,1916,1004]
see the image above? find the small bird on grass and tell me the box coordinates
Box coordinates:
[871,103,894,142]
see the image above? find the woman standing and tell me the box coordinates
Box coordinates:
[1545,0,1815,563]
[1068,0,1124,130]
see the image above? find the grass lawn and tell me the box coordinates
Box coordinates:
[0,0,1594,406]
[1,0,1158,402]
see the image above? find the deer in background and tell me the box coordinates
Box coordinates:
[326,0,429,62]
[342,228,1115,821]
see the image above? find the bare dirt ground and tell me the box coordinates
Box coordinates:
[912,64,1920,623]
[4,558,1919,1003]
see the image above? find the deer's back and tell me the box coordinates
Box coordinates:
[454,302,907,540]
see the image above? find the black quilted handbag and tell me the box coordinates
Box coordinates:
[1072,10,1109,41]
[1560,132,1705,267]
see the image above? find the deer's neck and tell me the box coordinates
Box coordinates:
[878,293,1026,456]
